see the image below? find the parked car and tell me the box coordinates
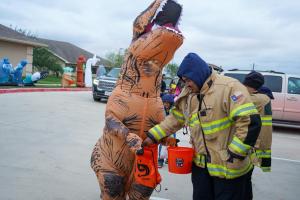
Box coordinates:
[92,67,121,101]
[223,70,300,127]
[96,65,108,77]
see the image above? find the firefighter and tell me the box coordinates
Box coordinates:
[142,53,262,200]
[243,71,273,200]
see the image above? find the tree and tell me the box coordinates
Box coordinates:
[10,25,37,39]
[104,48,126,68]
[33,47,63,77]
[165,62,179,77]
[11,26,63,76]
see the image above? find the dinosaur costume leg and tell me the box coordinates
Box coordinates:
[91,0,183,199]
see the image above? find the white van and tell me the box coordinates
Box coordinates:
[223,70,300,127]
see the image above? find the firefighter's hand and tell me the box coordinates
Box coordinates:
[126,133,142,153]
[142,137,155,147]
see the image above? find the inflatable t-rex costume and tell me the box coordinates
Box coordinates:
[91,0,183,199]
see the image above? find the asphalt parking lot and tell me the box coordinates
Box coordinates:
[0,91,300,200]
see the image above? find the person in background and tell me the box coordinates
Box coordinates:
[174,78,185,101]
[142,52,261,200]
[169,81,177,95]
[243,71,273,200]
[161,74,167,95]
[158,93,175,168]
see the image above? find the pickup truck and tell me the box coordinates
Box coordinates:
[223,70,300,127]
[92,67,121,101]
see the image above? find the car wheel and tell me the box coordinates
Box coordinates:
[93,95,100,101]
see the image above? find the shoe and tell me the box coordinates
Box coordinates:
[158,162,163,168]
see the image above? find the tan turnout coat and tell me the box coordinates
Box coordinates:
[149,72,262,179]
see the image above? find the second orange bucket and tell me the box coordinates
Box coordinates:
[168,146,194,174]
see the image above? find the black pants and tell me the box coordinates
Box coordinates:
[244,168,254,200]
[191,163,250,200]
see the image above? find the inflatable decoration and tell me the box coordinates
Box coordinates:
[91,0,183,199]
[0,58,13,84]
[61,67,75,87]
[76,55,86,87]
[0,58,48,86]
[85,55,99,87]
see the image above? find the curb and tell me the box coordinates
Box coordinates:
[0,87,92,94]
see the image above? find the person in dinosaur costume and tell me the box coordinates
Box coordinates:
[91,0,183,199]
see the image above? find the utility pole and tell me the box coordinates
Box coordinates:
[252,63,255,70]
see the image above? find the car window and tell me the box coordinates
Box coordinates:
[224,73,246,83]
[288,77,300,95]
[106,68,121,78]
[96,66,107,77]
[224,73,282,93]
[264,75,282,93]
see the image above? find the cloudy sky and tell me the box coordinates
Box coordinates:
[1,0,300,73]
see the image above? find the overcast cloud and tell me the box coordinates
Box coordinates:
[1,0,299,74]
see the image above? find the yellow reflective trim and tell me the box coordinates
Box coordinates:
[170,108,185,123]
[261,116,272,120]
[201,117,230,128]
[262,122,272,126]
[201,117,233,135]
[229,136,251,156]
[193,153,206,168]
[230,103,258,119]
[207,161,253,179]
[261,167,271,172]
[261,116,272,126]
[189,113,200,127]
[149,125,167,141]
[190,113,198,121]
[255,150,271,158]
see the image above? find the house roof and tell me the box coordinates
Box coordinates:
[0,24,46,47]
[0,23,109,66]
[37,38,107,65]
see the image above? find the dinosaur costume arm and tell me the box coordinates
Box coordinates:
[105,115,142,152]
[132,0,164,41]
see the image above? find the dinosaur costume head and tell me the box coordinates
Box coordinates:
[118,0,184,97]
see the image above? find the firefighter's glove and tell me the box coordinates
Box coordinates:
[136,148,144,155]
[126,133,143,153]
[142,133,157,147]
[161,137,180,147]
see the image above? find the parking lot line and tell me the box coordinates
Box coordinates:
[273,157,300,163]
[150,197,170,200]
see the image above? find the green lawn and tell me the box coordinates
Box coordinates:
[0,75,79,88]
[38,75,62,84]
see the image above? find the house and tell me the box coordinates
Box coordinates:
[37,38,108,73]
[0,24,107,75]
[0,24,46,74]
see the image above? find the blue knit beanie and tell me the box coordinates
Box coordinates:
[162,94,174,104]
[177,53,211,88]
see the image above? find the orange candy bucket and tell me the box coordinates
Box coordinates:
[134,145,161,188]
[167,146,194,174]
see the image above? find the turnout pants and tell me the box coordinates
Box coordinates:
[191,163,251,200]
